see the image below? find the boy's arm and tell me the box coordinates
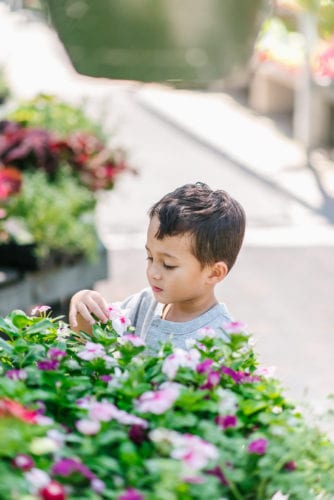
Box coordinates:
[69,290,109,334]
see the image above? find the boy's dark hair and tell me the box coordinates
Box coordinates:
[149,182,245,272]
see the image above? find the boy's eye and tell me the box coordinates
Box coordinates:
[163,263,176,270]
[146,256,153,261]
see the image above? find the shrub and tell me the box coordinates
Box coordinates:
[0,308,333,499]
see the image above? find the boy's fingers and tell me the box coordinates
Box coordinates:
[85,297,109,323]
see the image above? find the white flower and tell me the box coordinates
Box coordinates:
[254,366,276,379]
[162,348,200,379]
[56,321,71,340]
[24,468,50,490]
[30,437,59,455]
[107,303,132,336]
[197,327,217,339]
[76,419,101,435]
[271,492,289,500]
[216,388,238,414]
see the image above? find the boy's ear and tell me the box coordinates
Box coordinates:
[207,261,228,283]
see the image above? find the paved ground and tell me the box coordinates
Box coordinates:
[1,4,334,408]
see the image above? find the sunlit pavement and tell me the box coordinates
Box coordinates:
[1,5,334,408]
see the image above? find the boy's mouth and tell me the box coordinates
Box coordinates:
[152,286,163,293]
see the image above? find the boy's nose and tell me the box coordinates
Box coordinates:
[148,263,161,280]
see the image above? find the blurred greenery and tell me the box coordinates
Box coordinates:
[42,0,267,85]
[8,94,105,140]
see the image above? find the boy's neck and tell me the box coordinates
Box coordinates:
[162,295,218,322]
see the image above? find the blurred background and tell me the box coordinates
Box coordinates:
[0,0,333,407]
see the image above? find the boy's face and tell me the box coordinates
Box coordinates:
[145,216,215,306]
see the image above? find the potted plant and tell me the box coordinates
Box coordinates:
[0,95,133,269]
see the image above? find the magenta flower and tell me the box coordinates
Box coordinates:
[5,368,27,380]
[99,374,113,383]
[12,454,35,471]
[200,371,221,390]
[215,414,237,429]
[206,465,229,486]
[248,438,268,455]
[37,359,60,371]
[52,457,95,480]
[117,488,144,500]
[48,348,66,360]
[221,366,259,384]
[136,384,180,414]
[196,359,214,374]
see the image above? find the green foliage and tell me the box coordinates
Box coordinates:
[6,168,98,260]
[8,94,105,140]
[0,309,334,498]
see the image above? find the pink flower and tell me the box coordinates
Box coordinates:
[12,454,35,471]
[171,433,219,470]
[91,478,106,493]
[248,438,268,455]
[117,488,144,500]
[254,366,276,379]
[88,400,148,428]
[31,305,51,316]
[5,368,27,380]
[136,384,180,414]
[77,342,106,361]
[76,419,101,435]
[119,333,145,347]
[107,303,132,336]
[162,348,201,379]
[221,321,247,334]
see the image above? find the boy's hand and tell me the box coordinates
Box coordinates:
[69,289,109,332]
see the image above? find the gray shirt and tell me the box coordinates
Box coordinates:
[118,287,232,353]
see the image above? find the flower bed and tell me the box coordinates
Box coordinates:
[0,307,334,499]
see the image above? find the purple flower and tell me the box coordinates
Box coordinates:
[37,359,60,371]
[205,465,229,486]
[284,460,297,471]
[215,414,237,429]
[128,424,148,445]
[52,457,95,480]
[248,438,268,455]
[12,454,35,471]
[48,348,66,360]
[99,374,113,383]
[117,488,144,500]
[196,359,214,374]
[5,368,27,380]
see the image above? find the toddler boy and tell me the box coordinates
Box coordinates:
[69,182,246,351]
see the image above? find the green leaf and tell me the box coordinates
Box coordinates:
[0,337,13,354]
